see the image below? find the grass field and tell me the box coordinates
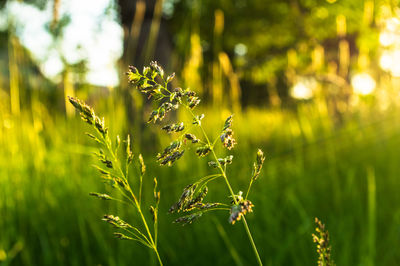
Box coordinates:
[1,88,400,265]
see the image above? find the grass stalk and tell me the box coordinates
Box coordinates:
[366,167,376,266]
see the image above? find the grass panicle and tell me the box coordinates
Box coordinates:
[127,62,265,265]
[68,96,163,266]
[312,217,335,266]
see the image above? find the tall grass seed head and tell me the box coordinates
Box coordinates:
[220,115,236,150]
[252,149,265,181]
[89,192,112,200]
[173,212,203,226]
[161,122,184,133]
[149,206,158,222]
[114,232,134,240]
[196,145,212,157]
[166,72,175,83]
[153,177,161,204]
[68,96,94,119]
[138,154,146,175]
[126,134,134,164]
[182,186,209,212]
[229,199,254,224]
[223,115,233,131]
[68,96,108,136]
[221,129,236,150]
[184,133,199,143]
[103,215,131,229]
[208,155,234,168]
[192,114,204,125]
[150,61,164,78]
[94,150,113,169]
[127,66,140,82]
[312,217,335,266]
[169,183,198,213]
[157,140,185,166]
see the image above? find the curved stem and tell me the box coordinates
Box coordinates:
[242,217,263,266]
[245,179,254,200]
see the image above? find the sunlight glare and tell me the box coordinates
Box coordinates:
[379,51,392,71]
[386,17,400,32]
[389,50,400,76]
[351,73,376,95]
[290,78,316,100]
[41,52,64,79]
[379,31,395,47]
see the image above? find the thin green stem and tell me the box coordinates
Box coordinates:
[154,248,163,266]
[187,207,231,217]
[126,225,151,245]
[242,217,263,266]
[211,150,238,203]
[212,134,220,146]
[196,174,223,183]
[107,196,131,206]
[199,176,222,189]
[245,179,254,200]
[154,203,159,248]
[122,228,152,248]
[201,207,231,213]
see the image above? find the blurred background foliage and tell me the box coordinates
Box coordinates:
[1,0,400,265]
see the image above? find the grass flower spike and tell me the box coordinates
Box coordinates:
[312,217,335,266]
[68,96,163,266]
[127,62,265,265]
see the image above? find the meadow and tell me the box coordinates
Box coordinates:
[2,1,400,264]
[1,78,400,265]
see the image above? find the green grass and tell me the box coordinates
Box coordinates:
[1,94,400,265]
